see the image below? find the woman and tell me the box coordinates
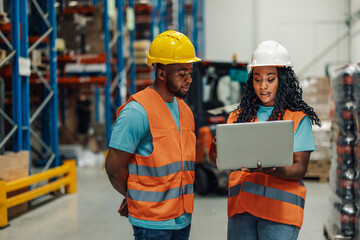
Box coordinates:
[210,40,321,240]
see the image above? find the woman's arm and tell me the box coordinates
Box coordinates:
[259,151,311,181]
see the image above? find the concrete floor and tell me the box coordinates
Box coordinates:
[0,167,330,240]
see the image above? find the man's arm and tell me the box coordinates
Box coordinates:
[105,147,133,197]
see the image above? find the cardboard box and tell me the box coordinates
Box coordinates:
[311,121,332,161]
[300,77,331,122]
[0,151,29,219]
[0,49,6,62]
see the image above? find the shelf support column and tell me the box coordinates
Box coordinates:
[11,0,22,152]
[104,0,112,148]
[20,0,30,152]
[116,0,124,107]
[192,0,199,56]
[129,0,136,95]
[49,0,59,167]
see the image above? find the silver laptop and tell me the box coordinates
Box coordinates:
[216,120,294,169]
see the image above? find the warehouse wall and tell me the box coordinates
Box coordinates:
[205,0,360,77]
[353,0,360,64]
[204,0,254,64]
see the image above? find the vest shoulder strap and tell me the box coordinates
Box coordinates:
[226,108,306,132]
[116,88,160,118]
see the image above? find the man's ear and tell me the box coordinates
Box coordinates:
[157,68,166,81]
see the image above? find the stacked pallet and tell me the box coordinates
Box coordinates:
[326,64,360,239]
[305,159,331,182]
[300,77,331,181]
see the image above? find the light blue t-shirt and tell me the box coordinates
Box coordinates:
[256,105,315,152]
[109,98,192,230]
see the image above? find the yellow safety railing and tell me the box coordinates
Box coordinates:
[0,160,77,228]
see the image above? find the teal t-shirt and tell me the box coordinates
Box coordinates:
[256,105,315,152]
[109,98,192,230]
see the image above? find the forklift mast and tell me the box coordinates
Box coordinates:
[187,60,248,135]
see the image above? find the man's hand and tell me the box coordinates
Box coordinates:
[209,136,218,167]
[118,198,128,217]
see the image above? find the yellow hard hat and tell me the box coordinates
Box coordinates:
[147,30,201,66]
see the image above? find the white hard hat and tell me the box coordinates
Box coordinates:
[248,40,292,71]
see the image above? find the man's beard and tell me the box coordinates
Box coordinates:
[174,90,187,99]
[166,81,188,99]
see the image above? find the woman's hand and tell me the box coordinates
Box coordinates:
[241,160,276,173]
[242,152,311,181]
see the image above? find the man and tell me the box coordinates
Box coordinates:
[76,94,92,146]
[105,30,201,240]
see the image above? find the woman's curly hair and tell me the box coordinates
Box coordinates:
[234,67,322,126]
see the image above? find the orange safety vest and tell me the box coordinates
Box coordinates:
[227,109,307,228]
[116,88,196,221]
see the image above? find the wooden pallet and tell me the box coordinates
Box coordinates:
[304,159,331,182]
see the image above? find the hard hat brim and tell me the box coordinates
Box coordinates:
[147,56,202,66]
[247,64,292,72]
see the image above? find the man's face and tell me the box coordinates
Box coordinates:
[164,63,193,99]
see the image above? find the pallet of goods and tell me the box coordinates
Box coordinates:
[300,77,332,182]
[325,63,360,239]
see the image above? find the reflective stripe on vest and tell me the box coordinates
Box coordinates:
[242,182,305,209]
[228,182,304,208]
[228,183,242,198]
[128,184,194,202]
[128,161,195,177]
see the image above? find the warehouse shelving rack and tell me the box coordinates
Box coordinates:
[103,0,127,146]
[54,0,127,148]
[0,0,59,172]
[0,0,204,158]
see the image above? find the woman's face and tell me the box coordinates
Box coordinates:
[252,66,278,107]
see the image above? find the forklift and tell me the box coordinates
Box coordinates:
[187,58,248,195]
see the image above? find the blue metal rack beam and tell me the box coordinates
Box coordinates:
[11,0,22,152]
[115,0,124,107]
[198,0,205,58]
[151,0,157,39]
[178,0,185,33]
[192,0,198,56]
[104,0,112,147]
[49,0,59,168]
[20,0,30,152]
[129,0,136,95]
[187,0,204,58]
[158,0,168,33]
